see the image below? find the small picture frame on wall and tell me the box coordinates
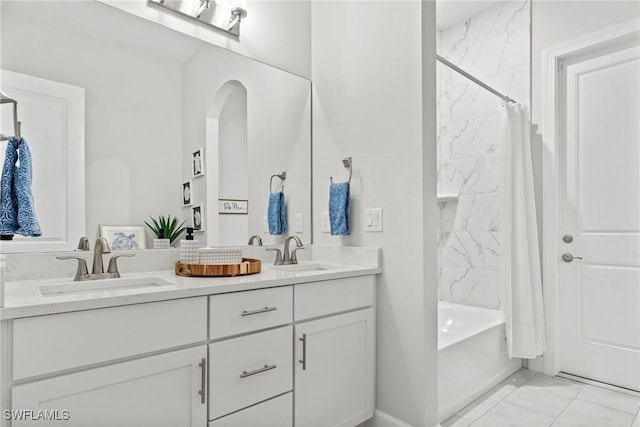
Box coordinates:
[218,199,249,215]
[182,180,193,207]
[99,225,147,250]
[192,147,205,177]
[192,205,204,231]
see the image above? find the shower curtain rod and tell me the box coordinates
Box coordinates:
[436,55,516,104]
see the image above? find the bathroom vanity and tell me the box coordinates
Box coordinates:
[0,259,379,427]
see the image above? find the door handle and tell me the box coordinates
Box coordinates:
[240,306,277,316]
[299,334,307,371]
[198,358,206,404]
[562,253,583,263]
[240,364,277,379]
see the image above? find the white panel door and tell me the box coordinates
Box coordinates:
[295,309,374,427]
[561,42,640,391]
[12,346,207,427]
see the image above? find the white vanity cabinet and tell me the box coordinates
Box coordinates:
[6,297,208,427]
[4,272,376,427]
[207,287,294,424]
[206,275,376,427]
[294,276,376,427]
[12,346,207,427]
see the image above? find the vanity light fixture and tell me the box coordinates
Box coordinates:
[148,0,248,37]
[228,5,247,32]
[195,0,211,18]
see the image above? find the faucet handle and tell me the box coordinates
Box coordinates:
[76,237,90,251]
[56,256,89,281]
[291,247,305,264]
[107,253,135,277]
[96,237,111,254]
[266,248,283,265]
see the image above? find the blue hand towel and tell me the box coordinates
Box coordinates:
[268,191,287,235]
[329,182,350,236]
[0,138,41,237]
[15,138,41,237]
[0,137,18,236]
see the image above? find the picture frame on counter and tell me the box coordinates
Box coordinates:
[99,225,146,250]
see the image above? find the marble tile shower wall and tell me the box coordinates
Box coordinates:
[437,0,529,310]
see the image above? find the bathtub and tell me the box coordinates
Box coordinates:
[438,302,521,422]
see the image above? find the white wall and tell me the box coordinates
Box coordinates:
[101,0,311,79]
[312,2,438,425]
[1,4,183,244]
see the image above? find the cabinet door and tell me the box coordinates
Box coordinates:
[295,309,375,427]
[12,346,207,427]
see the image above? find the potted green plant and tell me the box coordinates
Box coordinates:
[144,215,186,249]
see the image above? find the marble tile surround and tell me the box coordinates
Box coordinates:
[437,0,529,310]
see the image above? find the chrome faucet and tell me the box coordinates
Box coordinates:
[283,235,303,264]
[266,236,305,266]
[57,237,134,281]
[248,235,263,246]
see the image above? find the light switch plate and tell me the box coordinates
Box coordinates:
[364,208,383,232]
[296,213,304,233]
[263,216,269,233]
[322,212,330,233]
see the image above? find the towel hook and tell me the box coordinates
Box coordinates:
[270,171,286,193]
[0,91,21,142]
[330,157,352,184]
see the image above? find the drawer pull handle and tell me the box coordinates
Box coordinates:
[198,358,206,404]
[241,306,277,316]
[240,364,277,379]
[299,334,307,371]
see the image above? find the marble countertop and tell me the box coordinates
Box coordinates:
[1,261,381,320]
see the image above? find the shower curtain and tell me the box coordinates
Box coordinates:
[499,103,545,359]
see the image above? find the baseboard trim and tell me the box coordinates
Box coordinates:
[557,372,640,397]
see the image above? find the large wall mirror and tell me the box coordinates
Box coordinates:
[0,1,311,253]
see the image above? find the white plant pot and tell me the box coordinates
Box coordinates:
[153,238,171,249]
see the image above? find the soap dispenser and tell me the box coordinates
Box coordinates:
[180,227,200,264]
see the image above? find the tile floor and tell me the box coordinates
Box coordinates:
[443,369,640,427]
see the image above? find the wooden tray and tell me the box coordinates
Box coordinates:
[175,258,261,277]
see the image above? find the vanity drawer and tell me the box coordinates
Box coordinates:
[209,392,292,427]
[209,286,292,339]
[13,297,207,380]
[209,326,292,420]
[294,276,375,321]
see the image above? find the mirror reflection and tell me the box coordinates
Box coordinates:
[0,0,311,253]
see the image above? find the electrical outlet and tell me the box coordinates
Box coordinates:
[322,212,330,233]
[263,216,269,233]
[296,213,304,233]
[364,208,383,232]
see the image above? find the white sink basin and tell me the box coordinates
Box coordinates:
[40,277,174,296]
[273,263,337,273]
